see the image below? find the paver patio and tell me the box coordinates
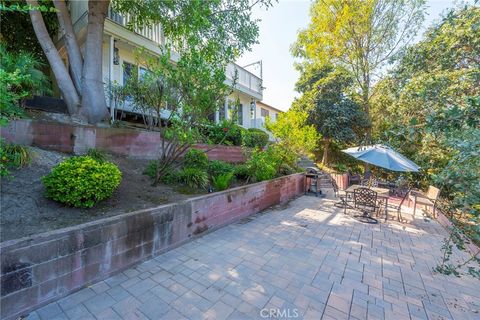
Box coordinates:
[26,196,479,320]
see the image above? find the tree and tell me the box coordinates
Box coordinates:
[17,0,271,124]
[292,0,425,136]
[266,109,319,171]
[292,63,367,164]
[371,5,480,183]
[123,47,235,184]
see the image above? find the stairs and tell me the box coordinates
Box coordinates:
[298,156,318,169]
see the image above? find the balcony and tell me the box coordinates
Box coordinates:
[226,64,263,99]
[107,10,164,45]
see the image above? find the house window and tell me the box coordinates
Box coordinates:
[237,104,243,125]
[139,67,149,80]
[219,103,226,121]
[261,108,269,118]
[123,61,134,85]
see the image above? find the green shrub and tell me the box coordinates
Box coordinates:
[242,128,269,148]
[143,160,180,184]
[233,164,250,180]
[202,121,246,146]
[143,160,158,179]
[42,156,122,208]
[212,172,234,191]
[207,160,234,177]
[183,149,208,169]
[245,149,277,182]
[178,167,209,189]
[86,148,107,163]
[0,141,31,176]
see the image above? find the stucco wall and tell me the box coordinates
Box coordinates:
[0,173,305,320]
[1,120,245,162]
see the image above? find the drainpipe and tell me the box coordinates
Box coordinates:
[109,35,115,121]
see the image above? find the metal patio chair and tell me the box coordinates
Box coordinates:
[351,187,379,224]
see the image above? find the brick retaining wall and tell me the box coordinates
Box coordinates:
[1,120,245,163]
[0,173,305,320]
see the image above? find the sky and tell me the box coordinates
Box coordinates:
[236,0,472,111]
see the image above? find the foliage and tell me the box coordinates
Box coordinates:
[266,109,319,170]
[207,160,234,177]
[42,156,122,208]
[0,0,58,63]
[203,120,246,146]
[242,128,269,148]
[86,148,107,163]
[212,172,234,191]
[371,5,480,206]
[245,148,278,182]
[292,0,425,133]
[434,219,479,279]
[233,164,250,180]
[143,161,180,184]
[292,63,368,163]
[0,141,31,176]
[0,43,50,125]
[177,167,209,190]
[183,149,209,170]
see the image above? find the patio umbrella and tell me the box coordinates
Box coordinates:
[341,144,420,172]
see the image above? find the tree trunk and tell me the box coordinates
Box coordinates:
[81,0,110,124]
[28,0,80,115]
[321,138,330,164]
[53,0,83,94]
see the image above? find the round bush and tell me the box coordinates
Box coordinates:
[42,156,122,208]
[242,128,269,148]
[207,160,234,177]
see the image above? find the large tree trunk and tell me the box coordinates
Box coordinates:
[53,0,83,94]
[81,0,110,123]
[28,0,80,115]
[321,138,330,165]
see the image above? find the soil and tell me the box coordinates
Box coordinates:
[0,147,203,242]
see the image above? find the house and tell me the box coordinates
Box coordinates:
[59,3,274,131]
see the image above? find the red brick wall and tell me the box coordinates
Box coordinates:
[0,173,305,320]
[1,120,245,163]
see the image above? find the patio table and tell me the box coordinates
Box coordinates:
[344,185,390,221]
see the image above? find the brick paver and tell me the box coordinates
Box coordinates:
[27,196,479,320]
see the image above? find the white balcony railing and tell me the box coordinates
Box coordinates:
[226,64,262,95]
[108,9,163,45]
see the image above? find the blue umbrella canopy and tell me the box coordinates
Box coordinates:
[342,144,420,172]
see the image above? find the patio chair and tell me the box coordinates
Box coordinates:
[408,186,440,217]
[332,178,351,209]
[349,187,379,224]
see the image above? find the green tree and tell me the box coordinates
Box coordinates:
[292,0,425,136]
[293,63,367,164]
[10,0,271,124]
[266,109,319,171]
[371,5,480,183]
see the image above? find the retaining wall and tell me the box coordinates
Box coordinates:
[1,120,245,163]
[0,173,305,320]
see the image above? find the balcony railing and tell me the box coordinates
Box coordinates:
[226,64,262,95]
[107,9,163,45]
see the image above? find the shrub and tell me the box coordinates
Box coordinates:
[0,141,31,176]
[207,160,234,177]
[212,172,234,191]
[183,149,208,169]
[233,164,250,180]
[245,148,277,182]
[242,128,269,148]
[86,148,107,163]
[42,156,122,208]
[202,121,246,146]
[178,167,209,189]
[143,160,180,184]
